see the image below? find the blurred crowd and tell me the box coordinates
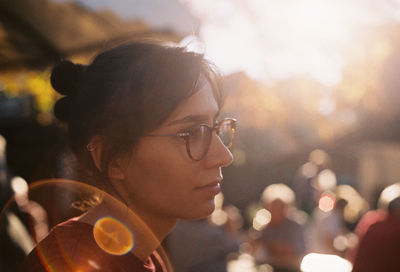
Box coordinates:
[1,136,400,272]
[164,149,400,272]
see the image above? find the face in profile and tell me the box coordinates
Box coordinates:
[113,80,234,223]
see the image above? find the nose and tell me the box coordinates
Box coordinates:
[204,133,234,168]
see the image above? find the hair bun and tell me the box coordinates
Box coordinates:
[51,60,85,96]
[53,96,72,122]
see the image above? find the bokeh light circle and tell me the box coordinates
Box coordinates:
[319,192,335,212]
[93,216,134,255]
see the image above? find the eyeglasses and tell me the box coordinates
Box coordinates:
[147,118,237,161]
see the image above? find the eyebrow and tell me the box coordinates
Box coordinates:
[167,111,220,127]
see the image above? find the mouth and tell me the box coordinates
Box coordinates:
[196,181,222,195]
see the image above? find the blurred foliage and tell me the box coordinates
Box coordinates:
[0,70,59,125]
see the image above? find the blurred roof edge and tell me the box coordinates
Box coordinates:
[0,0,183,71]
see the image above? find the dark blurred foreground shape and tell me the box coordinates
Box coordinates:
[352,194,400,272]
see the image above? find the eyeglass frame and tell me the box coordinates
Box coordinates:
[146,117,237,161]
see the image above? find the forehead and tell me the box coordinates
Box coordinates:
[166,80,219,122]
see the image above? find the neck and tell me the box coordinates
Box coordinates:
[132,207,178,243]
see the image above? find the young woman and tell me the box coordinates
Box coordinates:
[20,42,236,271]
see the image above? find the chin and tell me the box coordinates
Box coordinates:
[181,200,215,220]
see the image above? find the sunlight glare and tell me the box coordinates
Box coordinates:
[300,253,352,272]
[318,97,336,115]
[181,0,397,86]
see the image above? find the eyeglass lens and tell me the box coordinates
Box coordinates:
[218,120,234,147]
[187,119,234,161]
[187,126,211,160]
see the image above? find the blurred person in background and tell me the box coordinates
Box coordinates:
[165,193,241,272]
[353,182,400,240]
[293,149,332,215]
[0,135,27,272]
[345,187,387,262]
[352,185,400,272]
[19,42,236,272]
[0,136,48,272]
[165,217,239,272]
[255,183,307,272]
[307,195,349,256]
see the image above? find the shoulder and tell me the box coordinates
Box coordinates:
[20,219,168,272]
[19,219,98,271]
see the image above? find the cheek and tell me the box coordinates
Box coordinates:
[126,153,215,218]
[125,142,195,198]
[138,141,192,181]
[122,140,215,219]
[144,157,194,194]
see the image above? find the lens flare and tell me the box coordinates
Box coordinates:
[93,216,134,256]
[319,192,335,212]
[0,179,168,272]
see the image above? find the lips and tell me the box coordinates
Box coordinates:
[196,181,221,195]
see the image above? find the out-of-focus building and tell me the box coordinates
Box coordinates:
[0,0,191,70]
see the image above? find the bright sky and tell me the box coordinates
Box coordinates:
[53,0,199,36]
[55,0,400,86]
[181,0,400,86]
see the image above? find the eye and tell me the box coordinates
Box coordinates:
[186,126,203,142]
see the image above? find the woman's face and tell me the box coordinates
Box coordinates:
[115,81,233,223]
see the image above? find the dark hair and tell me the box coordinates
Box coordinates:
[51,42,223,189]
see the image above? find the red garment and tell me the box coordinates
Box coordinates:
[347,209,386,262]
[354,209,386,238]
[19,219,168,272]
[352,214,400,272]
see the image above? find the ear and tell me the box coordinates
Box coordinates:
[87,136,103,172]
[87,137,127,181]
